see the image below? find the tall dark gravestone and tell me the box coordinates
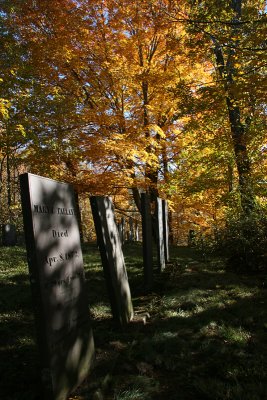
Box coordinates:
[20,173,94,400]
[162,199,170,263]
[90,196,133,327]
[2,223,17,246]
[117,217,125,245]
[141,193,153,289]
[156,197,165,272]
[129,217,134,242]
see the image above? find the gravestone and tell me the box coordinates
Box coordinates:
[90,196,133,327]
[135,221,139,241]
[118,217,125,245]
[162,200,170,263]
[2,223,17,246]
[129,217,134,242]
[156,197,165,272]
[141,193,153,289]
[117,217,125,245]
[20,173,94,400]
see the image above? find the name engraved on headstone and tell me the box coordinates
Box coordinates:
[20,173,94,400]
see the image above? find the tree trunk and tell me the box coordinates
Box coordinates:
[212,0,255,214]
[6,151,12,222]
[226,97,254,212]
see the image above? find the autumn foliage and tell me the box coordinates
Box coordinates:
[0,0,266,245]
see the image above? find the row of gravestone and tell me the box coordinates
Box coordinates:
[19,173,169,400]
[117,216,141,244]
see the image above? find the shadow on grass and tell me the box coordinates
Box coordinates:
[1,244,267,400]
[81,245,267,400]
[135,288,267,400]
[0,246,39,400]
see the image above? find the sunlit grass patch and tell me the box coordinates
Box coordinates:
[114,375,159,400]
[219,325,251,345]
[200,321,251,344]
[0,246,27,277]
[0,310,25,321]
[153,331,179,341]
[164,308,191,318]
[16,336,35,346]
[115,387,145,400]
[90,302,112,319]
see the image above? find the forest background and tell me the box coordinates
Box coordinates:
[0,0,266,269]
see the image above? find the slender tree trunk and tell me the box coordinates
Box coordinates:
[74,191,84,244]
[212,0,255,214]
[6,150,12,222]
[131,186,141,213]
[0,156,5,207]
[226,97,254,212]
[227,163,234,193]
[65,157,84,242]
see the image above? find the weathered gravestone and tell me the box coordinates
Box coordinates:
[20,173,94,400]
[156,197,165,272]
[135,221,139,241]
[117,217,125,245]
[162,199,170,263]
[90,196,133,327]
[141,193,153,289]
[128,217,134,242]
[2,223,17,246]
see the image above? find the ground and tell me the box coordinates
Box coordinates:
[1,243,267,400]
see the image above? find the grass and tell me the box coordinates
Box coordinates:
[1,243,267,399]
